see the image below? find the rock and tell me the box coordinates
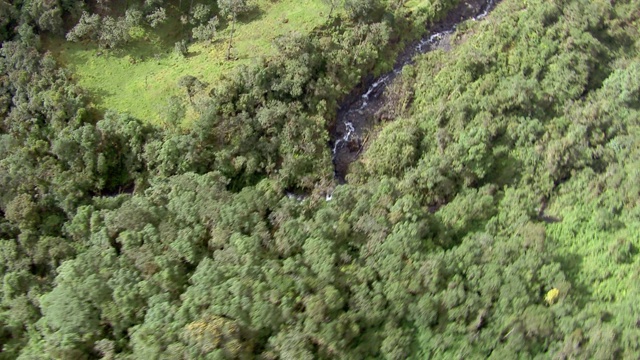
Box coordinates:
[347,138,361,152]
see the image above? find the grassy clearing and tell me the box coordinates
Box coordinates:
[45,0,329,125]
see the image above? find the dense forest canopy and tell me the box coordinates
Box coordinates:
[1,0,640,358]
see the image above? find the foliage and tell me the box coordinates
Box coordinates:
[343,0,385,23]
[45,0,333,123]
[191,16,219,44]
[66,11,140,49]
[2,0,640,358]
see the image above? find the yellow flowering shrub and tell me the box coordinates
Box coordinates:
[545,288,560,305]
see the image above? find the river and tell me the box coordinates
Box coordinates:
[330,0,498,183]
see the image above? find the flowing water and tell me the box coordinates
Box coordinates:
[330,0,498,183]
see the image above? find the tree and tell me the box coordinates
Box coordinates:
[98,16,132,49]
[174,39,188,57]
[65,12,136,48]
[162,96,186,129]
[343,0,384,22]
[322,0,341,18]
[178,75,208,103]
[0,0,15,42]
[191,16,219,44]
[65,11,101,43]
[190,3,211,24]
[146,7,167,28]
[218,0,249,60]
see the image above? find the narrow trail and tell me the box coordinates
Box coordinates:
[330,0,498,182]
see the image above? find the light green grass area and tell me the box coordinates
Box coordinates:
[46,0,329,125]
[404,0,445,11]
[404,0,429,8]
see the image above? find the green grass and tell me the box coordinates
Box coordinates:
[46,0,329,125]
[404,0,452,12]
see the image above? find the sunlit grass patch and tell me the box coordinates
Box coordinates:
[46,0,329,125]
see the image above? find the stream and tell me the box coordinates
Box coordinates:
[330,0,498,182]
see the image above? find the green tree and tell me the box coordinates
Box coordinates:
[343,0,383,22]
[218,0,249,60]
[146,7,167,28]
[162,96,186,129]
[322,0,341,18]
[192,16,219,44]
[190,3,211,24]
[178,75,208,103]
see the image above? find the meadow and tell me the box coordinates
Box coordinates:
[45,0,330,125]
